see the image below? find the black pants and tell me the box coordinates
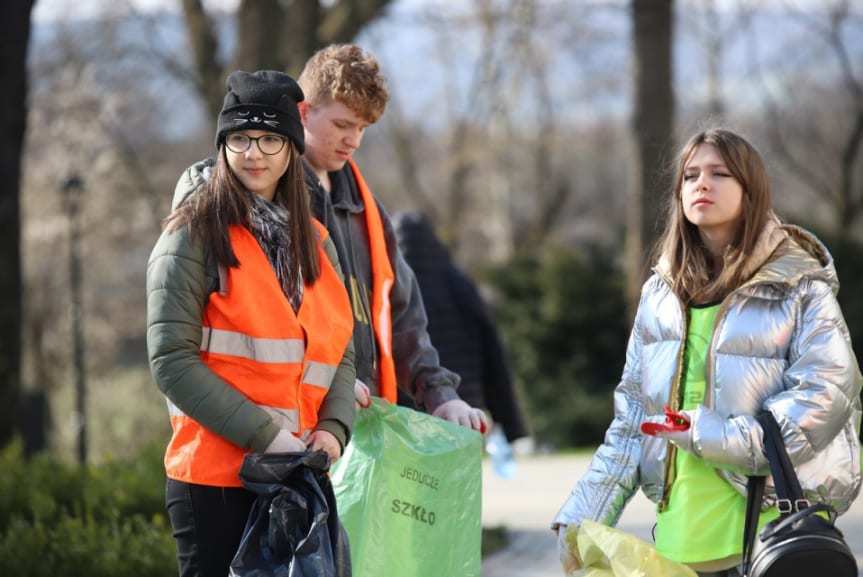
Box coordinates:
[166,478,256,577]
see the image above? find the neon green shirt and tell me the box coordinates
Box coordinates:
[654,304,779,563]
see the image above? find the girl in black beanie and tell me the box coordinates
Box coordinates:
[147,70,356,577]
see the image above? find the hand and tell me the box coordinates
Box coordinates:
[657,425,695,454]
[431,399,488,433]
[264,429,306,453]
[640,405,690,436]
[354,379,371,409]
[641,407,695,454]
[306,429,342,465]
[557,525,582,574]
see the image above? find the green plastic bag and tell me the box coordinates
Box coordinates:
[330,397,483,577]
[563,520,698,577]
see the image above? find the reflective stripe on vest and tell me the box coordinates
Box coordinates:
[164,221,353,487]
[199,327,336,388]
[348,158,398,403]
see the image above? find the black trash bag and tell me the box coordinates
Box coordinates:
[229,451,352,577]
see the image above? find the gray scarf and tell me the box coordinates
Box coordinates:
[248,192,303,312]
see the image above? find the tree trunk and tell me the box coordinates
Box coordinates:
[625,0,675,317]
[182,0,224,119]
[184,0,393,113]
[0,0,35,448]
[236,0,284,73]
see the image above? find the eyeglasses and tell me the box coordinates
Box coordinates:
[224,133,289,155]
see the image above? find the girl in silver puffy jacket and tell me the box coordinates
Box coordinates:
[553,127,862,577]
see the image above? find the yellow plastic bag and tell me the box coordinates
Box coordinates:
[563,520,697,577]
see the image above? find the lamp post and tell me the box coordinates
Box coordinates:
[62,173,87,465]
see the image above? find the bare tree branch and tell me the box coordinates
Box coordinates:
[751,0,863,235]
[826,1,863,227]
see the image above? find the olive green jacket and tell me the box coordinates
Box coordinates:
[147,162,356,455]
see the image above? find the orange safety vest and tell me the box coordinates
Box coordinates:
[348,158,398,403]
[164,221,353,487]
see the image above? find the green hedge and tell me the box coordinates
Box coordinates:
[0,440,175,577]
[485,244,630,449]
[0,440,508,573]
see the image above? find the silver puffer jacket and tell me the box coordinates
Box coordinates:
[554,220,862,530]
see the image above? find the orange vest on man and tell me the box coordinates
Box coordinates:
[348,158,398,403]
[164,222,353,487]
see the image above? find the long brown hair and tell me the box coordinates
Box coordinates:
[653,128,773,304]
[163,144,321,284]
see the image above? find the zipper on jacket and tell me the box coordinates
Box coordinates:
[342,209,378,381]
[658,296,688,512]
[659,290,738,511]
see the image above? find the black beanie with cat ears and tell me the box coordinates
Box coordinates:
[215,70,305,153]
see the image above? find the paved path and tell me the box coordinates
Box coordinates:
[481,453,863,577]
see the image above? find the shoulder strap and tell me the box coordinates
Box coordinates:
[204,251,227,298]
[757,411,806,503]
[742,411,808,576]
[742,473,765,576]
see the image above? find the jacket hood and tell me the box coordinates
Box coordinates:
[756,222,839,293]
[171,158,215,211]
[655,213,839,294]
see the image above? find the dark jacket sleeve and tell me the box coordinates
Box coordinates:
[448,267,529,442]
[378,200,462,412]
[314,234,357,451]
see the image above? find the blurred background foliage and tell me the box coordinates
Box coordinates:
[1,0,861,461]
[0,440,174,576]
[1,0,862,571]
[486,246,630,450]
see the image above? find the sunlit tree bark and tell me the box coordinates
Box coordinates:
[625,0,675,316]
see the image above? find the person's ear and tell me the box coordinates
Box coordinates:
[298,101,309,123]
